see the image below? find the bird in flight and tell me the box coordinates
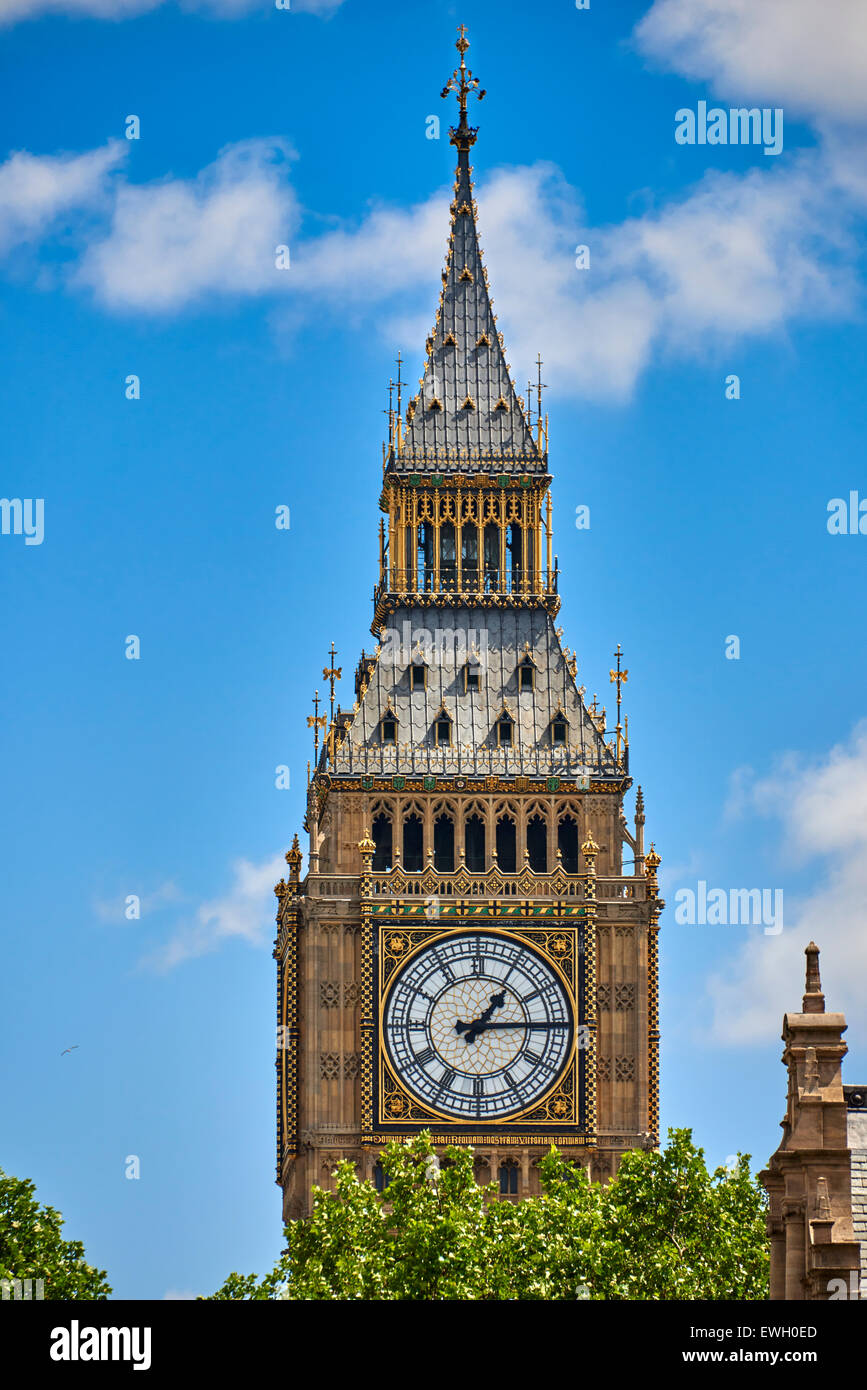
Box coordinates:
[60,1045,79,1056]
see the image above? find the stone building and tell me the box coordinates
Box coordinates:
[761,943,863,1299]
[845,1084,867,1297]
[274,29,663,1221]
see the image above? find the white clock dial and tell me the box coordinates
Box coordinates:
[382,931,573,1120]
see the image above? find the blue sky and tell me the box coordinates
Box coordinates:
[2,0,866,1298]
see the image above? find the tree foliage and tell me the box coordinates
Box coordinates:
[0,1167,112,1300]
[209,1128,768,1300]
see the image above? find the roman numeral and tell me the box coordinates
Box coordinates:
[432,952,454,982]
[437,1069,456,1093]
[415,1047,435,1065]
[472,1077,485,1097]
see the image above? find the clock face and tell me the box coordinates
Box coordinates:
[382,930,574,1120]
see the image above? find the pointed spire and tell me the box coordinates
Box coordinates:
[392,26,542,477]
[803,941,826,1014]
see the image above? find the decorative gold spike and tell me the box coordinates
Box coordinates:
[322,643,342,727]
[461,395,476,410]
[443,332,456,346]
[476,331,491,347]
[306,690,327,762]
[494,395,509,411]
[427,397,443,411]
[609,644,629,764]
[459,266,474,282]
[440,25,486,142]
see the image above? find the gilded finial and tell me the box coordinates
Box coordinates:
[609,644,629,765]
[307,689,327,762]
[285,833,302,884]
[323,642,342,729]
[441,24,485,150]
[645,843,661,896]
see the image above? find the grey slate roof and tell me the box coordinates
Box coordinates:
[395,145,544,476]
[331,606,617,778]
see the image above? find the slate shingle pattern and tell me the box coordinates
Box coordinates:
[398,145,543,475]
[333,607,616,777]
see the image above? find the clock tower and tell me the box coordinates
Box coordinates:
[275,28,663,1220]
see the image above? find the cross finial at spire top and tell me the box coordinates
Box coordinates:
[441,24,486,150]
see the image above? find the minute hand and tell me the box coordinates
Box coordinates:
[468,1020,569,1035]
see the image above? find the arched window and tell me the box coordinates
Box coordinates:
[496,815,517,873]
[465,813,485,872]
[417,522,433,592]
[483,523,500,591]
[498,1160,519,1195]
[434,710,452,748]
[496,713,514,748]
[373,1162,389,1193]
[372,813,393,872]
[410,663,427,692]
[507,522,523,592]
[558,814,579,874]
[403,813,423,872]
[527,814,548,872]
[381,716,397,745]
[551,715,567,745]
[462,526,479,590]
[404,525,414,588]
[434,814,454,872]
[518,657,535,692]
[439,522,456,590]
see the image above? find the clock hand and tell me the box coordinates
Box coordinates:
[461,1020,569,1042]
[471,1021,569,1029]
[455,990,506,1045]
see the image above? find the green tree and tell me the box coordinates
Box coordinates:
[208,1128,768,1300]
[0,1168,111,1300]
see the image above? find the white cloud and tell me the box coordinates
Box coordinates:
[707,723,867,1046]
[278,152,861,400]
[2,131,865,398]
[141,852,284,971]
[77,138,299,312]
[635,0,867,126]
[0,0,342,26]
[0,142,125,255]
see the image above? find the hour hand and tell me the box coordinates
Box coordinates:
[455,990,506,1045]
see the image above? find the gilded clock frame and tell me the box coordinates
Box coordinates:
[362,918,595,1149]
